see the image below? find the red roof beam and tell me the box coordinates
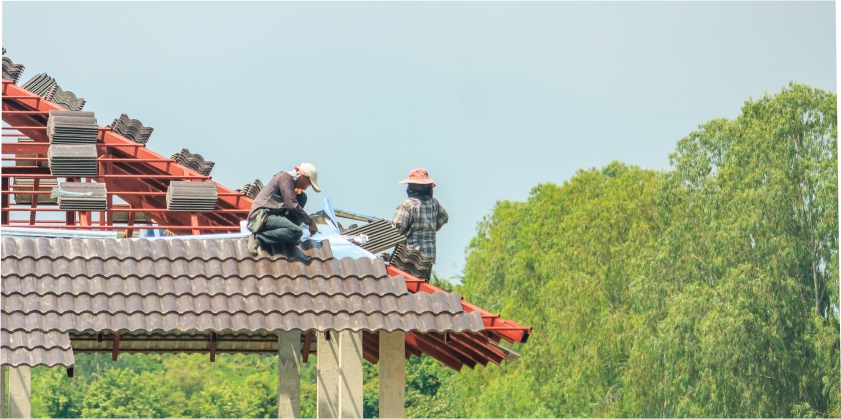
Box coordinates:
[405,332,464,371]
[361,331,380,364]
[1,96,42,107]
[2,143,144,155]
[0,224,239,231]
[3,158,177,163]
[387,265,532,344]
[1,190,245,197]
[2,84,254,215]
[423,332,486,368]
[449,333,506,365]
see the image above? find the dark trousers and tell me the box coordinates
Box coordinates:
[256,214,304,244]
[255,192,307,245]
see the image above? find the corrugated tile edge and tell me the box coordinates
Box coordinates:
[2,56,24,83]
[2,311,486,334]
[171,148,214,176]
[109,114,153,144]
[0,236,334,262]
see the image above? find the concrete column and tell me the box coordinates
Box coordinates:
[1,365,6,419]
[317,331,340,419]
[8,366,30,419]
[338,331,363,419]
[378,331,406,418]
[278,330,301,419]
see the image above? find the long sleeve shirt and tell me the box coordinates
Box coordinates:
[248,171,312,225]
[391,196,449,263]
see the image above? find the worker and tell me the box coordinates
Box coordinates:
[391,168,449,278]
[246,163,321,256]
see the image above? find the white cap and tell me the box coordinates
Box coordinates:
[298,163,321,192]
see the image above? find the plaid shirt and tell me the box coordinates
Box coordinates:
[391,197,449,263]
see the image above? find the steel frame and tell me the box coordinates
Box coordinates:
[2,80,251,235]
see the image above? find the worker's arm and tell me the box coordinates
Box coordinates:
[278,175,313,226]
[392,201,413,236]
[435,203,449,232]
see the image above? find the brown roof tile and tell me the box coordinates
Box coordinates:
[1,330,74,367]
[1,236,332,262]
[1,236,485,367]
[2,275,406,298]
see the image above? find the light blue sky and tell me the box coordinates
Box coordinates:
[3,2,836,278]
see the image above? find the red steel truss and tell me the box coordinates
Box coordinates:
[2,79,249,235]
[2,78,530,370]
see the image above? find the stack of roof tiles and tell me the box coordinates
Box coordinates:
[2,56,25,83]
[171,148,214,176]
[109,114,153,145]
[13,178,58,205]
[389,244,434,279]
[166,181,219,212]
[20,73,56,97]
[54,182,107,211]
[47,111,98,144]
[0,237,485,367]
[14,137,49,169]
[47,144,99,177]
[21,73,86,111]
[45,84,86,112]
[237,179,264,199]
[342,219,407,254]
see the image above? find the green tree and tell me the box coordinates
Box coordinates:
[80,368,163,418]
[32,366,85,418]
[445,83,838,418]
[621,83,838,417]
[450,161,663,417]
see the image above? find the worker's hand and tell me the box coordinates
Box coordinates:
[309,221,318,236]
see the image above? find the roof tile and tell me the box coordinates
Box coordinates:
[109,114,153,145]
[2,56,25,83]
[170,148,214,176]
[1,236,332,262]
[1,330,74,367]
[1,236,485,367]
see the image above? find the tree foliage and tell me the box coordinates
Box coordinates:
[447,83,838,417]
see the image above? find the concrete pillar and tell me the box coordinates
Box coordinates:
[8,366,30,419]
[317,331,340,419]
[338,331,363,419]
[1,365,6,419]
[378,331,406,418]
[278,330,301,419]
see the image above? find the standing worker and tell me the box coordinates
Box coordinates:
[246,163,321,256]
[391,168,449,278]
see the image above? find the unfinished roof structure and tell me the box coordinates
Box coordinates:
[1,53,530,418]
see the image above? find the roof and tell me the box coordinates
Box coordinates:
[1,236,484,367]
[1,55,532,372]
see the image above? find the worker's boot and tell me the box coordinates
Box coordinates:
[248,234,262,256]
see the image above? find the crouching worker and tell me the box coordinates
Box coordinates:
[247,163,321,256]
